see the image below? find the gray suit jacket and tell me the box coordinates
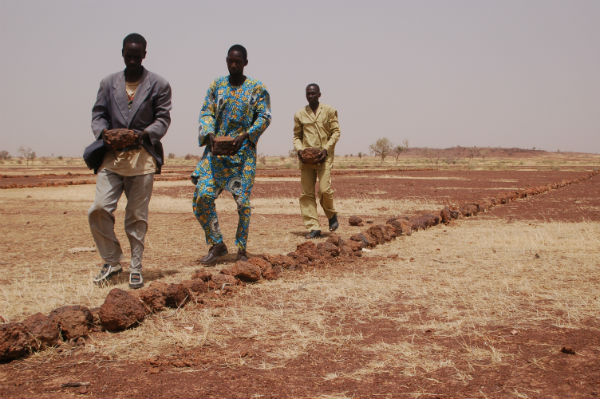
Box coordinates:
[91,68,171,173]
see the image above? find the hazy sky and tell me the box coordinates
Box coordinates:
[1,0,598,157]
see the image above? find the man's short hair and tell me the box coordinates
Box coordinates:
[306,83,320,92]
[228,44,247,60]
[123,33,147,50]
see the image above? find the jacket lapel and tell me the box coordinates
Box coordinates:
[111,72,129,123]
[305,105,317,122]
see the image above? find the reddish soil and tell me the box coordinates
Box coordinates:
[253,170,595,204]
[3,313,598,398]
[1,167,599,398]
[481,173,600,222]
[154,169,600,222]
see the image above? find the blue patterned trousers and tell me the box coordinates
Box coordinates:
[192,155,255,250]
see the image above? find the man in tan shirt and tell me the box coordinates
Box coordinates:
[293,83,340,239]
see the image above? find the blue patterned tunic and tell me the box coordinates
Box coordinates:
[192,76,271,250]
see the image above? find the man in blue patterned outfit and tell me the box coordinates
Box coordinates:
[191,44,271,264]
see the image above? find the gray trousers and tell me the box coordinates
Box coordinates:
[88,169,154,270]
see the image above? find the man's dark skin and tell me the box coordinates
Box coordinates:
[101,42,149,142]
[298,84,328,163]
[205,49,249,154]
[123,42,146,82]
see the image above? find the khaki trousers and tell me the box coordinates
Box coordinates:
[299,163,336,231]
[88,169,154,270]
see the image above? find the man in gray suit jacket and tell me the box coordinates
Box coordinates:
[89,33,171,289]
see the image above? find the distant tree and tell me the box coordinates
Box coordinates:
[357,152,363,159]
[0,150,10,160]
[18,146,36,166]
[393,139,409,163]
[288,148,298,159]
[369,138,393,162]
[168,152,175,159]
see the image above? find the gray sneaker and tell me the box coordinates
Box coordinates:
[129,270,144,289]
[93,263,122,284]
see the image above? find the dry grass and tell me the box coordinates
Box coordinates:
[0,179,441,322]
[152,181,444,216]
[0,181,441,216]
[73,219,599,386]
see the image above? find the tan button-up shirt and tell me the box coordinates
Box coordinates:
[100,147,157,176]
[293,103,341,164]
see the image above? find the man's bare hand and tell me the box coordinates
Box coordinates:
[207,133,216,152]
[297,150,304,162]
[233,132,249,152]
[318,149,328,163]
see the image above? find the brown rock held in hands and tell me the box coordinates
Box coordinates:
[212,136,236,156]
[299,147,322,164]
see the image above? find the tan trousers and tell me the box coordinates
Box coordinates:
[299,163,336,231]
[88,169,154,270]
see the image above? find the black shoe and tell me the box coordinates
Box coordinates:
[200,242,228,265]
[237,249,248,261]
[328,214,339,232]
[305,230,321,239]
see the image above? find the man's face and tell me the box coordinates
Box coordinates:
[306,86,321,106]
[122,42,146,72]
[226,50,247,76]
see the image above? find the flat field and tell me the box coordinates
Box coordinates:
[0,153,599,398]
